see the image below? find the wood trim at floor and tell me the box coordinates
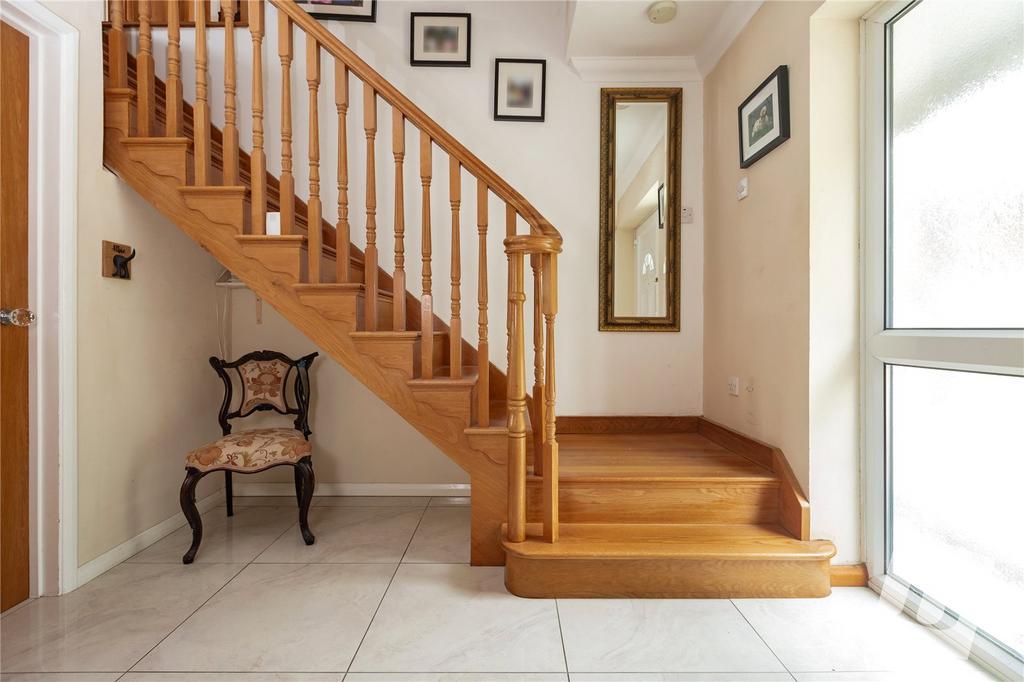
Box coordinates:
[556,416,700,434]
[831,563,869,587]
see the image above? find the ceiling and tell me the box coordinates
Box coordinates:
[566,0,763,76]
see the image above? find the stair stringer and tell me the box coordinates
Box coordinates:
[103,123,510,566]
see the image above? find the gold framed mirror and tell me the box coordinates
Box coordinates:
[599,88,681,331]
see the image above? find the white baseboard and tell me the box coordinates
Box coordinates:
[74,490,225,588]
[232,482,471,497]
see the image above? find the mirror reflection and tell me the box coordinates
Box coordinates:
[613,101,668,318]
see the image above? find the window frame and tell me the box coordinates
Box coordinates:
[861,1,1024,676]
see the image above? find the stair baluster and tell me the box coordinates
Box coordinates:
[505,205,516,383]
[136,0,155,136]
[107,0,127,89]
[193,0,211,185]
[306,38,323,283]
[449,157,462,379]
[222,0,239,185]
[363,84,379,330]
[249,0,267,234]
[532,255,545,475]
[476,179,490,427]
[278,12,295,234]
[542,251,559,542]
[392,110,407,331]
[335,60,350,282]
[506,245,528,544]
[420,131,434,378]
[165,0,183,137]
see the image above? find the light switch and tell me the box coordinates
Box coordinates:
[681,206,694,223]
[737,177,749,200]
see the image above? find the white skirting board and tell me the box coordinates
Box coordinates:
[231,482,471,497]
[74,490,225,588]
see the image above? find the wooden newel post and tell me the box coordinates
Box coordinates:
[542,251,559,543]
[506,247,528,544]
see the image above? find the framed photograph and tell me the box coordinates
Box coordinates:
[410,13,471,67]
[494,59,546,122]
[296,0,376,23]
[737,65,790,168]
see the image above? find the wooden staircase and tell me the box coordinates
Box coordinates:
[102,0,836,597]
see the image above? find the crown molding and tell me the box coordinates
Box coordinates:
[570,56,701,83]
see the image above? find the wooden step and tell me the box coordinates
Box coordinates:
[408,367,479,427]
[180,186,247,235]
[292,282,394,332]
[349,330,448,379]
[502,523,836,598]
[236,235,307,282]
[526,432,779,525]
[121,137,191,185]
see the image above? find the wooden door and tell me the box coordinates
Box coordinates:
[1,20,31,612]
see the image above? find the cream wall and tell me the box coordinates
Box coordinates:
[703,0,862,563]
[703,0,817,485]
[42,1,225,567]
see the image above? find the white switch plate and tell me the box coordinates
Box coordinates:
[681,206,694,224]
[737,176,749,201]
[727,376,740,396]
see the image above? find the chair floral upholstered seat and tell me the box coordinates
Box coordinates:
[179,350,319,564]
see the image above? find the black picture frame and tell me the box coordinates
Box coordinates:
[297,0,377,23]
[737,65,790,168]
[493,59,546,122]
[410,13,472,67]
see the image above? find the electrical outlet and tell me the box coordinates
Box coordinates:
[727,376,740,396]
[681,206,694,224]
[737,176,749,200]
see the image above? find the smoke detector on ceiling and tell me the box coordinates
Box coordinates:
[646,1,677,24]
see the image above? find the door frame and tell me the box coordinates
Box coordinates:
[0,0,79,597]
[860,2,1024,677]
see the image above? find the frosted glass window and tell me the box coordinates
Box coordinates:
[889,1,1024,328]
[889,366,1024,654]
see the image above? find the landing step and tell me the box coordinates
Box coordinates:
[502,523,836,599]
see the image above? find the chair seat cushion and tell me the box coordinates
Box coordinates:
[185,428,312,473]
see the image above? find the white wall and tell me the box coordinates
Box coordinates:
[148,0,705,417]
[41,1,225,567]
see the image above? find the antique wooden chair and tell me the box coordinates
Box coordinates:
[179,350,319,564]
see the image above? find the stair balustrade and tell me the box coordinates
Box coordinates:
[103,0,562,546]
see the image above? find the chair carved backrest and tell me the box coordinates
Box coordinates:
[209,350,318,438]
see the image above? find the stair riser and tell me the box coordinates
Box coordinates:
[352,338,421,380]
[237,241,306,282]
[124,144,188,186]
[182,192,245,235]
[525,481,779,525]
[410,386,476,428]
[505,554,832,598]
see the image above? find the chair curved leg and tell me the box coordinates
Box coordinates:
[180,468,206,564]
[295,457,315,546]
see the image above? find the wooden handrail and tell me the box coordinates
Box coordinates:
[268,0,561,248]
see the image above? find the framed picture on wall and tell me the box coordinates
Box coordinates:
[296,0,376,23]
[493,59,546,122]
[737,65,790,168]
[410,13,471,67]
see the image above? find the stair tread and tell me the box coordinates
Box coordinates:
[408,367,479,388]
[552,432,776,482]
[292,282,395,300]
[350,330,446,339]
[503,523,835,560]
[122,136,192,148]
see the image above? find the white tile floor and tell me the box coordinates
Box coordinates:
[0,496,994,681]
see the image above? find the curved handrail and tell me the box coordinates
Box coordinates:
[269,0,562,251]
[504,234,563,256]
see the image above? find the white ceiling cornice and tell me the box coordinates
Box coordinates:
[694,1,764,77]
[570,56,702,83]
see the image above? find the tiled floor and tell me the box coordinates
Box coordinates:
[0,496,993,681]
